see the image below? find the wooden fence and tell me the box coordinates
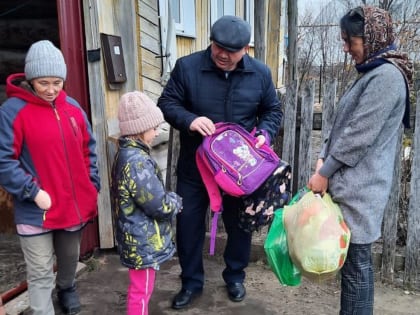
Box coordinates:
[164,78,420,290]
[282,80,420,290]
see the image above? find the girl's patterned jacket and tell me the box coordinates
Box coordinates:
[111,137,182,269]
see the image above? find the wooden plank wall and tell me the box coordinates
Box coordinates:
[166,0,286,195]
[404,91,420,289]
[297,81,315,189]
[267,0,283,87]
[138,0,162,100]
[83,0,140,248]
[84,0,287,248]
[83,0,114,249]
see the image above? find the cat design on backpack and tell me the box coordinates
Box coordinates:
[196,122,282,254]
[196,122,280,213]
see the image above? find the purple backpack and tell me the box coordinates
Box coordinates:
[196,122,280,254]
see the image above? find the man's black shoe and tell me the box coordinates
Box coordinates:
[226,282,246,302]
[171,288,202,309]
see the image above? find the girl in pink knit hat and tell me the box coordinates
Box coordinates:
[111,91,182,315]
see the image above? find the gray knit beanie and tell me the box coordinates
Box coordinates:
[24,40,67,81]
[118,91,164,136]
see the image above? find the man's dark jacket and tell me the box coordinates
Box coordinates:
[158,47,283,180]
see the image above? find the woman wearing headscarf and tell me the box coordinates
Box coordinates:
[308,6,413,315]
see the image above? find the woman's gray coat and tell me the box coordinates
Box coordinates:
[319,63,407,244]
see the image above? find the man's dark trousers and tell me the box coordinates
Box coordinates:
[176,175,253,292]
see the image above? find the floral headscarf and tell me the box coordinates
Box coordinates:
[359,6,413,86]
[362,6,394,59]
[357,6,413,127]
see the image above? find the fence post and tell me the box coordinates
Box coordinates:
[321,79,337,141]
[297,81,315,189]
[282,80,298,192]
[404,91,420,289]
[165,127,180,191]
[381,127,403,283]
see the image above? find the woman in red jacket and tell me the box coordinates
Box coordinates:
[0,40,100,315]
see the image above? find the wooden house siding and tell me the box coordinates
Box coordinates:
[138,0,162,101]
[267,0,284,87]
[92,0,286,248]
[80,0,164,248]
[195,1,210,51]
[83,0,141,248]
[0,1,286,250]
[173,0,285,87]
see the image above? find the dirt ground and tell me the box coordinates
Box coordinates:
[2,130,418,314]
[2,233,420,315]
[0,234,26,294]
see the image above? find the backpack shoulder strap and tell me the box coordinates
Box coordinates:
[195,148,223,212]
[196,148,223,256]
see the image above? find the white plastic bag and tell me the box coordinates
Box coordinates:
[283,191,351,282]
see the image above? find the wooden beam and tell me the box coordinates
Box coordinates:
[82,0,114,249]
[287,0,298,83]
[266,0,282,87]
[404,91,420,289]
[254,0,267,63]
[298,81,315,189]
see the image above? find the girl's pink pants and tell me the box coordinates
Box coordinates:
[127,268,156,315]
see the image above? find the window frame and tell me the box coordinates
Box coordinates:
[209,0,255,46]
[160,0,196,38]
[210,0,236,25]
[245,0,255,45]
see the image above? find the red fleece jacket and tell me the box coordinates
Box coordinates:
[0,73,100,229]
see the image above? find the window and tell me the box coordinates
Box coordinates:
[245,0,255,45]
[210,0,235,25]
[171,0,181,23]
[160,0,196,38]
[209,0,255,45]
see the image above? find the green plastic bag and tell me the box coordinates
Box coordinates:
[264,209,301,286]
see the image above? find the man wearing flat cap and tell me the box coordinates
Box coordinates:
[158,15,282,310]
